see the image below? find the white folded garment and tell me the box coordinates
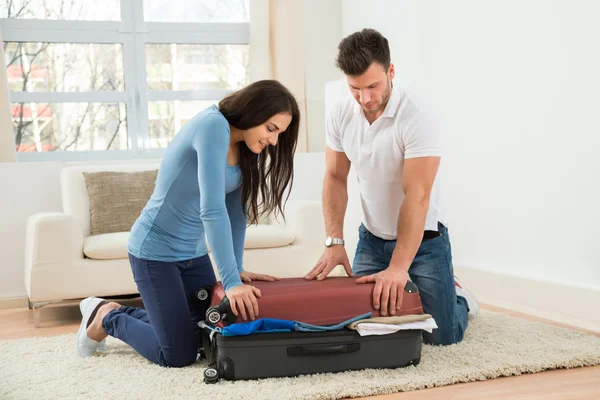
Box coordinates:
[354,317,438,336]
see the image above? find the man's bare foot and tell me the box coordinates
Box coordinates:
[86,302,120,342]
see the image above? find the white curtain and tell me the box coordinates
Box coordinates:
[0,31,16,162]
[249,0,308,153]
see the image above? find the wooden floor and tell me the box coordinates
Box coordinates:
[1,302,599,399]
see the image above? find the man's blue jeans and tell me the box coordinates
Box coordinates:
[101,254,216,367]
[352,223,469,345]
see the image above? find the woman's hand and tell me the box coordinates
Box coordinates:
[226,284,262,321]
[225,272,278,321]
[240,271,280,283]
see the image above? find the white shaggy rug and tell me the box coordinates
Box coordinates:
[1,311,599,400]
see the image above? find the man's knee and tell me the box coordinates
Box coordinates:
[352,251,388,276]
[423,328,464,346]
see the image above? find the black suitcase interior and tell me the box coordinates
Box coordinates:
[201,326,422,383]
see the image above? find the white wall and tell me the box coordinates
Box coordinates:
[302,0,344,152]
[341,0,600,289]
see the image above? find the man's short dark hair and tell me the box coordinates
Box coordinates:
[335,28,391,76]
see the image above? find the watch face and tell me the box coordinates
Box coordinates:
[325,237,332,247]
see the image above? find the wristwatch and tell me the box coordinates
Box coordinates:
[324,236,345,247]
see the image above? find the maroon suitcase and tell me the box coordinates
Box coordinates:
[196,276,423,327]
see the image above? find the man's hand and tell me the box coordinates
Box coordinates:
[304,246,354,280]
[225,284,262,321]
[356,268,409,316]
[240,271,280,283]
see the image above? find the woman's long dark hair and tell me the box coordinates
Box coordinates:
[218,80,300,225]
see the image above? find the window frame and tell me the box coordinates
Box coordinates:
[0,0,249,162]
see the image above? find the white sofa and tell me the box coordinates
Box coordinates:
[24,162,331,325]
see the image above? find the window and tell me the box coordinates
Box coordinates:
[1,0,250,161]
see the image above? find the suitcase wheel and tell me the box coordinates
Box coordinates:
[206,308,223,325]
[204,367,220,384]
[408,357,420,366]
[196,288,209,301]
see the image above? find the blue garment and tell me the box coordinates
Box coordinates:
[102,253,217,367]
[128,105,245,291]
[220,318,295,336]
[294,312,371,332]
[215,313,372,336]
[352,222,468,345]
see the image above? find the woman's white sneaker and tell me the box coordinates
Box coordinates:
[77,297,108,357]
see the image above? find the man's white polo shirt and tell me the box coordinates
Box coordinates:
[326,84,445,240]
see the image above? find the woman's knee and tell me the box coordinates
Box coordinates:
[158,349,198,368]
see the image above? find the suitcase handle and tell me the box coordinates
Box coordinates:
[287,343,360,356]
[404,280,418,293]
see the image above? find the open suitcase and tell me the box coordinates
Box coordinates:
[197,277,423,327]
[194,277,424,383]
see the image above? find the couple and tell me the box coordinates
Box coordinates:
[77,28,479,368]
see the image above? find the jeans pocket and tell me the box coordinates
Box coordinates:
[423,224,447,242]
[358,223,368,239]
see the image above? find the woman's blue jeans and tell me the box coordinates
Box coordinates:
[101,254,216,367]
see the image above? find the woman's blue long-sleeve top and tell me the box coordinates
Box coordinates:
[128,105,246,291]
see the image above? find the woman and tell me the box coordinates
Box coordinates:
[76,80,300,367]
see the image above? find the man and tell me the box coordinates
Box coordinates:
[304,28,479,345]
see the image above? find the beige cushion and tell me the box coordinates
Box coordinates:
[207,224,296,251]
[246,224,296,248]
[82,170,157,235]
[83,232,130,260]
[60,163,160,237]
[83,225,296,260]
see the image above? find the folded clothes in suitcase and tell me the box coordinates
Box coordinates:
[196,276,424,327]
[194,277,425,383]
